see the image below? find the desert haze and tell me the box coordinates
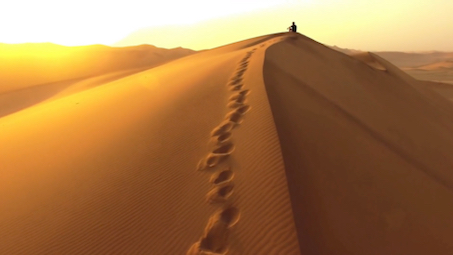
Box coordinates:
[1,33,453,254]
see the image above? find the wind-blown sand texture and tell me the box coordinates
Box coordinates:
[2,33,453,254]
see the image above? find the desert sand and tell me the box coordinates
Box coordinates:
[1,33,453,254]
[332,46,453,86]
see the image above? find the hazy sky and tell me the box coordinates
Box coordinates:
[2,0,453,51]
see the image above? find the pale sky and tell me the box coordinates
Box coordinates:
[1,0,453,51]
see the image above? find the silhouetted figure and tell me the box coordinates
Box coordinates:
[288,22,297,32]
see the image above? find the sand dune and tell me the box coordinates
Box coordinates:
[2,33,453,254]
[264,34,453,254]
[376,52,453,85]
[331,46,453,85]
[406,60,453,71]
[0,43,195,93]
[0,43,194,118]
[374,51,453,68]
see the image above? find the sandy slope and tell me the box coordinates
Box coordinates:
[264,34,453,254]
[2,32,453,255]
[0,34,300,254]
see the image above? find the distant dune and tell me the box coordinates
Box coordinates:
[331,46,453,85]
[0,43,195,117]
[374,51,453,68]
[2,33,453,254]
[0,43,195,93]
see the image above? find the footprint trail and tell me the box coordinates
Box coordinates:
[188,48,256,254]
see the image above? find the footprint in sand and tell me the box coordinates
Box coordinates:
[229,93,247,103]
[238,89,250,96]
[216,132,232,144]
[217,206,240,228]
[234,70,245,76]
[238,64,248,70]
[212,142,235,156]
[229,84,243,91]
[211,122,234,137]
[186,206,240,255]
[230,74,243,81]
[198,143,235,171]
[235,105,251,115]
[187,220,230,255]
[225,104,251,123]
[225,110,244,124]
[237,65,247,71]
[227,94,247,109]
[187,240,228,255]
[210,168,234,185]
[236,67,246,73]
[197,153,222,171]
[235,70,246,78]
[230,75,243,82]
[227,101,245,109]
[227,101,243,109]
[228,78,242,86]
[206,182,235,203]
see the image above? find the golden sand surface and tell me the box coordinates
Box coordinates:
[2,33,453,254]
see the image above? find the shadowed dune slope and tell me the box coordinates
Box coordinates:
[263,33,453,254]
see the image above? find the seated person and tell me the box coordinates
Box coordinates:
[288,22,297,32]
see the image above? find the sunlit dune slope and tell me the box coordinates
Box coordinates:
[264,33,453,254]
[0,33,301,255]
[0,43,195,94]
[0,43,195,118]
